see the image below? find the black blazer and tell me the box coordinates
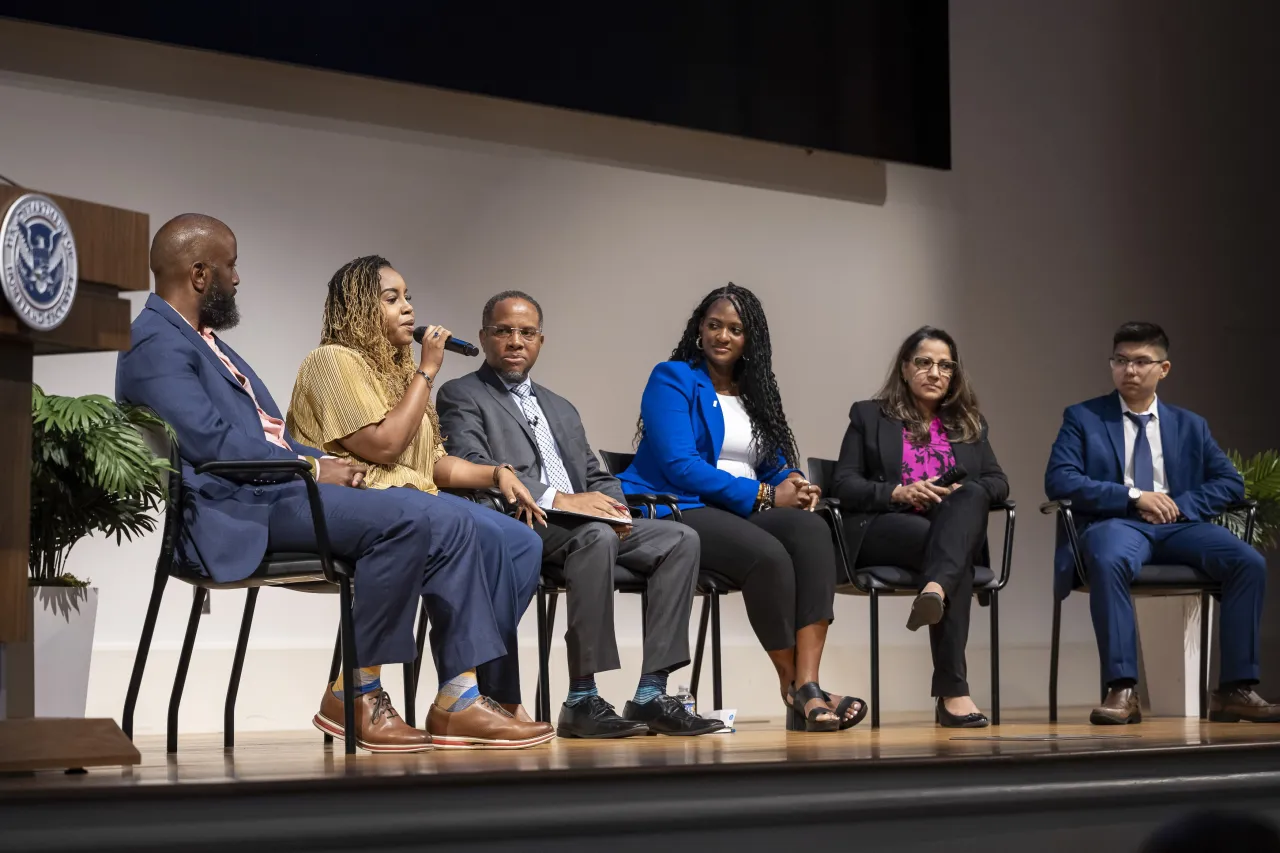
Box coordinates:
[830,399,1009,565]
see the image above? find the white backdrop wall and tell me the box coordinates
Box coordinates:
[1,0,1276,733]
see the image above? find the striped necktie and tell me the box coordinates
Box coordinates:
[510,383,574,494]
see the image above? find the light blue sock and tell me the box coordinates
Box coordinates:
[633,671,669,705]
[566,675,598,706]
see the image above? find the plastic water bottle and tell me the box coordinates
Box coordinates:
[674,684,696,715]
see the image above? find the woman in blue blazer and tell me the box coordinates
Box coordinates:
[620,284,866,732]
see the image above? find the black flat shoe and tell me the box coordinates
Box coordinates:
[621,695,722,736]
[906,591,945,632]
[557,696,649,738]
[936,698,989,728]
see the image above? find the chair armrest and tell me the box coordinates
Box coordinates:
[988,498,1017,590]
[443,487,507,513]
[1039,499,1071,515]
[192,459,345,583]
[194,459,312,477]
[1225,499,1258,511]
[1038,499,1087,588]
[1219,500,1258,544]
[813,499,855,586]
[623,492,684,522]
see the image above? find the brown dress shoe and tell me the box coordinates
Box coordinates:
[1209,687,1280,723]
[427,695,556,749]
[1090,686,1142,725]
[312,684,434,753]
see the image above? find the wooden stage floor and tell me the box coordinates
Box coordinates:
[8,708,1280,794]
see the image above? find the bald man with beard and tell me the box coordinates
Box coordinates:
[115,214,554,752]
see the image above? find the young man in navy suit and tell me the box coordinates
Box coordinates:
[116,215,553,751]
[1045,322,1276,724]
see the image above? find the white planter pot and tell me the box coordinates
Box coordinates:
[30,586,98,718]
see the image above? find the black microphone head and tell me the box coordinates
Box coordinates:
[448,339,481,357]
[412,325,427,344]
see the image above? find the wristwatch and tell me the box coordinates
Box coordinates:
[1128,487,1142,503]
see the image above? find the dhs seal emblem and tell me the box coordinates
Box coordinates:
[1,193,78,331]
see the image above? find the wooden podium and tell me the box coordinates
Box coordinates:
[0,186,147,771]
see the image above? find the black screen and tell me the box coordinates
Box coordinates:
[0,1,951,168]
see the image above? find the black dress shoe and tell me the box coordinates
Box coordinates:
[906,591,945,632]
[936,698,989,728]
[556,695,649,739]
[622,694,723,736]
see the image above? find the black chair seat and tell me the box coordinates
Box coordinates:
[849,564,998,592]
[175,555,353,591]
[696,570,737,594]
[1072,564,1217,596]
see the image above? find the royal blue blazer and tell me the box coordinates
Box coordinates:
[618,360,800,517]
[1043,390,1244,599]
[116,294,323,583]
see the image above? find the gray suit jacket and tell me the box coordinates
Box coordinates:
[436,362,626,505]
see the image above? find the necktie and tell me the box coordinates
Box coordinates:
[511,383,574,494]
[1125,412,1155,492]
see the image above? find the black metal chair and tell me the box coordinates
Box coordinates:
[1041,498,1257,722]
[597,450,739,718]
[122,417,377,756]
[806,457,1016,728]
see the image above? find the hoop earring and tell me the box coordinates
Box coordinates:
[695,337,704,351]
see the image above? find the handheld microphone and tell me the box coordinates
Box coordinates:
[933,464,968,489]
[413,326,480,357]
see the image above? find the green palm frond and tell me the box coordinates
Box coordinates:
[29,386,175,586]
[1225,449,1280,551]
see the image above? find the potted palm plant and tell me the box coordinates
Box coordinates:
[1224,450,1280,550]
[28,385,172,718]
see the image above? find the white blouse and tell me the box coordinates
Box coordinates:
[716,394,757,480]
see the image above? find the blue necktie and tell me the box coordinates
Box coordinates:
[510,383,574,494]
[1125,412,1155,492]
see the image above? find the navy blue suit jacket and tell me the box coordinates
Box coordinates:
[617,360,799,516]
[116,294,322,582]
[1043,391,1243,599]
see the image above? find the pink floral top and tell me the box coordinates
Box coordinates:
[902,419,955,485]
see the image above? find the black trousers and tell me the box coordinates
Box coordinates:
[850,486,989,697]
[680,507,837,652]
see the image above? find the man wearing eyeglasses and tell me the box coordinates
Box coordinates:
[1046,322,1276,724]
[435,290,720,739]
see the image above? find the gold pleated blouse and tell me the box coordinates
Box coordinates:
[286,344,444,493]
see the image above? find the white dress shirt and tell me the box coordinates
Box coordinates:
[505,377,568,509]
[1120,395,1167,494]
[715,394,758,480]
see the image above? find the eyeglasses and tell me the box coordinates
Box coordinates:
[484,326,542,341]
[1109,356,1164,371]
[910,356,958,376]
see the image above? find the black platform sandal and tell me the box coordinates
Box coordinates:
[823,689,868,731]
[787,682,840,732]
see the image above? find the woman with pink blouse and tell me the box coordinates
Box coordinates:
[830,326,1009,728]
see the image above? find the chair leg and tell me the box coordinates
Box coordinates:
[404,601,428,728]
[869,590,881,729]
[168,587,207,754]
[989,590,1000,726]
[323,628,340,745]
[224,587,259,749]
[535,587,550,723]
[544,592,559,721]
[1049,596,1061,723]
[338,577,359,755]
[1199,591,1212,720]
[123,570,168,740]
[711,592,723,711]
[690,595,711,706]
[641,590,649,646]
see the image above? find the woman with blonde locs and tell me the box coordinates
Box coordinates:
[287,255,555,749]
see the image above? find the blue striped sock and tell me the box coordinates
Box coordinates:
[435,669,480,712]
[332,666,381,700]
[633,671,668,705]
[566,675,598,706]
